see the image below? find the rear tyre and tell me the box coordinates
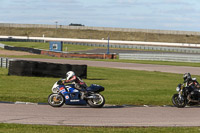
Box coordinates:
[172,94,187,108]
[48,93,65,107]
[87,93,105,108]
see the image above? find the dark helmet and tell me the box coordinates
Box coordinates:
[183,73,191,83]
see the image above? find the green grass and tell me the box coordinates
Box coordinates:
[0,66,188,105]
[0,123,200,133]
[1,42,200,105]
[1,41,49,50]
[113,59,200,67]
[0,41,95,52]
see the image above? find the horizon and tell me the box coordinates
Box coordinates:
[1,22,200,33]
[1,0,200,32]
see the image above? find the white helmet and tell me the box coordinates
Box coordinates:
[66,71,75,80]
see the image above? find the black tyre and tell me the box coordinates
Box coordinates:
[48,93,65,107]
[172,94,187,108]
[87,93,105,108]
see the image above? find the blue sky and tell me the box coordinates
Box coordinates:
[1,0,200,31]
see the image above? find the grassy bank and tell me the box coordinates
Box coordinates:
[1,27,200,44]
[0,66,187,105]
[0,123,200,133]
[0,41,95,52]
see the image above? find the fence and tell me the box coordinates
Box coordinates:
[4,45,41,54]
[69,42,200,54]
[119,53,200,63]
[1,23,200,35]
[0,58,12,68]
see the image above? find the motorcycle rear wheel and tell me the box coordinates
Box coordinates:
[87,93,105,108]
[48,93,65,107]
[172,94,187,108]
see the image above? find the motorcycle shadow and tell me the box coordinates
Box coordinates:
[171,105,200,108]
[61,104,125,109]
[185,105,200,108]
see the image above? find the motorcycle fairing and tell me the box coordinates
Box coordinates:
[57,85,86,105]
[57,85,67,95]
[87,84,105,92]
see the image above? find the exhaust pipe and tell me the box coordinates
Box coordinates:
[187,94,198,103]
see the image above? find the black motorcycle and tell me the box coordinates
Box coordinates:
[172,82,200,108]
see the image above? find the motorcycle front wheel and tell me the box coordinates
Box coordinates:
[48,93,65,107]
[172,94,187,108]
[87,93,105,108]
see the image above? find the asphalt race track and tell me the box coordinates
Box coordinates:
[1,103,200,127]
[2,58,200,127]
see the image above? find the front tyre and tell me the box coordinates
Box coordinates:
[87,93,105,108]
[172,94,187,108]
[48,93,65,107]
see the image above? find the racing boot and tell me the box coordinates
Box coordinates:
[80,88,88,99]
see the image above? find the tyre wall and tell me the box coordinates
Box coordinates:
[4,45,41,54]
[8,60,87,79]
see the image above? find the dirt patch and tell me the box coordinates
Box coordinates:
[0,49,35,56]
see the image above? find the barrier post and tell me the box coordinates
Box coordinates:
[6,58,8,68]
[107,36,110,54]
[0,58,2,67]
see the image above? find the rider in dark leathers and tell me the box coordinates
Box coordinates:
[183,73,200,101]
[183,73,200,88]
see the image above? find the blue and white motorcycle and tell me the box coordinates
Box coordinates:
[48,80,105,108]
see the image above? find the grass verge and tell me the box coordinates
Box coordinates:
[0,123,200,133]
[0,66,189,105]
[0,41,97,52]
